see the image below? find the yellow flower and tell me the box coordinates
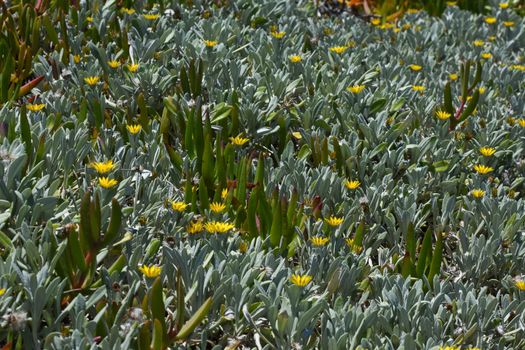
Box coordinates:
[439,347,460,350]
[471,189,485,198]
[473,40,484,47]
[481,52,492,59]
[121,8,135,15]
[90,160,115,174]
[292,131,302,139]
[499,2,509,9]
[409,64,422,71]
[98,177,118,189]
[473,164,493,174]
[171,201,188,212]
[402,24,411,31]
[484,17,497,24]
[446,1,457,5]
[86,16,93,23]
[210,202,226,213]
[436,110,452,120]
[204,40,218,47]
[503,21,515,27]
[204,221,235,234]
[108,60,121,68]
[518,119,525,127]
[73,54,81,64]
[221,188,228,199]
[239,241,248,253]
[290,274,313,287]
[516,280,525,291]
[345,238,363,254]
[329,46,347,54]
[187,221,204,234]
[26,103,45,112]
[412,85,425,92]
[344,180,361,190]
[0,288,5,296]
[289,55,302,63]
[126,124,142,134]
[84,76,100,85]
[310,236,329,247]
[127,63,140,72]
[512,65,525,71]
[371,18,381,26]
[229,134,249,146]
[406,8,419,14]
[479,146,496,156]
[347,85,365,94]
[270,31,285,39]
[143,14,160,20]
[478,86,486,94]
[325,215,343,227]
[449,73,458,80]
[138,265,161,278]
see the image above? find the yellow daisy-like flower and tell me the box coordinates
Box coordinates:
[84,76,100,85]
[221,188,228,199]
[204,40,218,47]
[90,160,115,174]
[446,1,457,5]
[371,18,381,26]
[347,85,365,94]
[344,180,361,190]
[127,63,140,72]
[471,189,485,198]
[270,31,286,39]
[409,64,422,71]
[479,146,496,157]
[138,265,161,278]
[345,238,363,254]
[126,124,142,134]
[204,221,235,234]
[412,85,425,92]
[289,55,302,63]
[108,60,121,68]
[503,21,515,27]
[310,236,329,247]
[481,53,492,59]
[143,14,160,20]
[439,347,460,350]
[436,110,452,120]
[406,8,419,14]
[73,54,81,64]
[478,86,486,94]
[98,177,118,189]
[473,164,494,174]
[292,131,302,139]
[171,201,188,212]
[499,2,509,9]
[121,8,135,15]
[325,215,343,227]
[518,119,525,127]
[26,103,45,112]
[187,221,204,234]
[512,65,525,71]
[210,202,226,213]
[449,73,458,81]
[86,16,93,22]
[515,280,525,291]
[329,46,347,54]
[484,17,497,24]
[229,134,249,146]
[473,40,484,47]
[290,274,313,287]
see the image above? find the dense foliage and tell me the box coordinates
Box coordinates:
[0,0,524,349]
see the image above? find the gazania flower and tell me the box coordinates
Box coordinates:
[221,188,228,199]
[503,21,515,27]
[289,55,302,63]
[187,221,204,234]
[270,31,285,39]
[73,54,81,64]
[344,180,361,190]
[446,1,457,6]
[203,40,218,47]
[84,76,100,85]
[143,14,160,20]
[0,288,5,296]
[329,46,347,54]
[449,73,458,80]
[371,18,381,26]
[310,236,329,247]
[481,53,492,59]
[90,160,115,174]
[210,202,226,213]
[138,265,161,278]
[108,60,121,68]
[126,124,142,134]
[471,189,485,198]
[98,177,118,189]
[473,164,493,174]
[347,85,365,94]
[518,119,525,127]
[515,279,525,291]
[204,221,235,234]
[229,134,249,146]
[171,201,188,212]
[436,110,451,120]
[121,8,135,15]
[479,147,496,157]
[473,40,484,47]
[406,8,419,14]
[325,215,343,227]
[499,2,509,9]
[478,86,486,94]
[290,274,313,287]
[412,85,425,92]
[484,17,496,24]
[345,238,363,254]
[26,103,45,112]
[127,63,139,72]
[409,64,422,71]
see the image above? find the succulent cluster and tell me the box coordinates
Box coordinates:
[0,0,525,349]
